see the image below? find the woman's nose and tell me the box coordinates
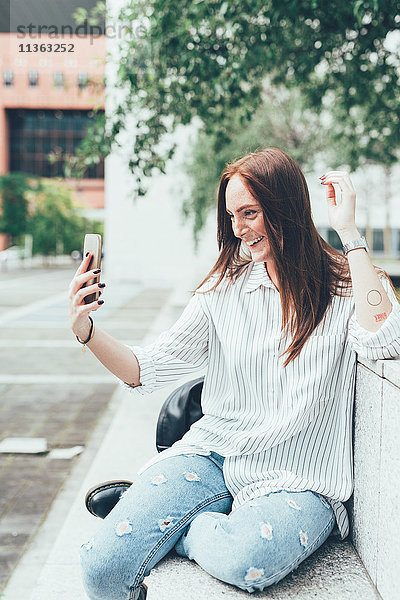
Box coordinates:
[232,219,247,238]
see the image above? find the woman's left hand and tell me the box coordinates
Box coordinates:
[320,171,357,235]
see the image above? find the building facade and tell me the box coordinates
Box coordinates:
[0,32,105,251]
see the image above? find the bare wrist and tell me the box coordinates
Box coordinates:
[75,320,92,342]
[337,228,361,245]
[76,317,95,348]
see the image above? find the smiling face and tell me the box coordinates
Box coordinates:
[225,174,272,262]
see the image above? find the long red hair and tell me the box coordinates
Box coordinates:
[195,147,387,367]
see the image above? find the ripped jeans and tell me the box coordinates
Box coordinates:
[80,452,335,600]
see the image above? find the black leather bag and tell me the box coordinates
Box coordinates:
[156,376,204,452]
[85,376,206,519]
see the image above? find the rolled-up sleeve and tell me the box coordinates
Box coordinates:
[348,276,400,359]
[123,292,209,395]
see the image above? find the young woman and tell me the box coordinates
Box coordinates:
[69,148,400,600]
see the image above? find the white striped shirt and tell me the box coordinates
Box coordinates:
[126,260,400,539]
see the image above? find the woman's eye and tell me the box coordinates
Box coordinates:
[227,211,256,219]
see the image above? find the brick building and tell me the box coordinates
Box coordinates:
[0,30,105,251]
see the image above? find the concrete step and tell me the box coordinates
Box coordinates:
[146,539,379,600]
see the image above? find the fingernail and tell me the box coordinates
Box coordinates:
[98,299,104,305]
[93,269,101,274]
[98,283,106,288]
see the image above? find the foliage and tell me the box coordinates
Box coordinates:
[0,173,31,243]
[71,0,400,194]
[0,174,103,256]
[26,178,103,256]
[182,81,327,242]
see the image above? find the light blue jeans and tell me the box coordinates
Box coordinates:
[80,452,335,599]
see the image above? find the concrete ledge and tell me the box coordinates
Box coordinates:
[146,539,379,600]
[357,356,400,384]
[350,355,400,600]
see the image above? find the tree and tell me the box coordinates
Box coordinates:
[26,178,103,256]
[0,174,30,244]
[0,174,102,256]
[72,0,400,193]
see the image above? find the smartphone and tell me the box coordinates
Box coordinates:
[82,234,102,304]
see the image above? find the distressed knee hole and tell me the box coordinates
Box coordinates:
[158,515,174,532]
[183,471,201,482]
[81,538,94,551]
[115,520,133,536]
[287,498,302,510]
[299,530,308,547]
[244,567,265,583]
[260,521,273,540]
[151,474,167,485]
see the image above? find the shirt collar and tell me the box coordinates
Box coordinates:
[244,261,278,293]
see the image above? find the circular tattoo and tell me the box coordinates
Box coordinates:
[367,289,382,306]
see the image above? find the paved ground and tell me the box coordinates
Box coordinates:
[0,264,172,592]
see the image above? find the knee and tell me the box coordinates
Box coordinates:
[80,540,110,600]
[80,539,133,600]
[219,553,277,592]
[204,548,272,592]
[186,515,276,592]
[80,542,104,599]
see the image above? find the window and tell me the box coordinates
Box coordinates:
[53,72,64,87]
[3,70,13,86]
[7,108,104,179]
[28,71,38,86]
[372,229,384,253]
[78,72,88,88]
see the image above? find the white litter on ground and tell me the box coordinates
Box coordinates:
[0,437,48,454]
[48,446,84,459]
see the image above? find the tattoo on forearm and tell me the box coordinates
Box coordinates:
[374,312,387,322]
[367,289,382,306]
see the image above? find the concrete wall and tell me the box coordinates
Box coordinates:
[349,356,400,600]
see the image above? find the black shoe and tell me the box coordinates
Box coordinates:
[85,480,133,519]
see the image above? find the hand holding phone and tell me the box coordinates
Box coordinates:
[82,234,102,304]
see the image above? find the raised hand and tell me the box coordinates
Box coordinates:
[320,171,357,236]
[68,252,105,340]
